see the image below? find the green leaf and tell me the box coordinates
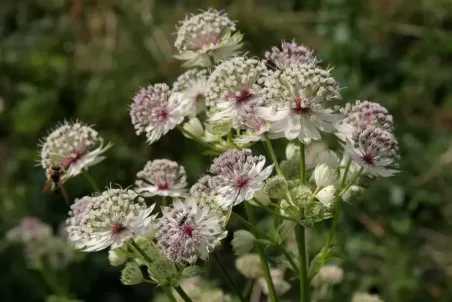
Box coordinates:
[181,265,204,278]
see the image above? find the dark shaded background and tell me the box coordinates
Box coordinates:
[1,0,452,301]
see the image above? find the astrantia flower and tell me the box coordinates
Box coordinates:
[336,100,394,141]
[174,9,243,67]
[172,69,208,116]
[6,216,52,243]
[209,149,274,208]
[65,188,156,252]
[311,264,344,286]
[155,198,226,263]
[189,175,221,204]
[130,83,184,144]
[135,159,187,197]
[207,56,268,129]
[258,63,342,143]
[345,126,400,177]
[40,121,112,180]
[235,254,263,279]
[265,40,316,70]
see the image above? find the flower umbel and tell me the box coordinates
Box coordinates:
[174,9,243,67]
[66,188,156,252]
[40,121,112,180]
[265,40,316,70]
[135,159,187,197]
[209,149,274,208]
[130,83,184,144]
[155,198,226,263]
[172,69,209,116]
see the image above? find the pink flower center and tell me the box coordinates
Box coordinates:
[157,182,169,190]
[182,224,195,237]
[235,176,250,189]
[111,222,126,234]
[292,97,310,115]
[235,89,253,103]
[156,108,169,121]
[194,33,219,49]
[61,150,83,168]
[362,152,374,165]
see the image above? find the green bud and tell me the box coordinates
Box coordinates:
[280,159,300,180]
[121,262,144,285]
[108,246,129,267]
[205,119,232,137]
[231,230,255,256]
[148,256,178,286]
[290,185,313,208]
[134,236,161,260]
[264,176,289,199]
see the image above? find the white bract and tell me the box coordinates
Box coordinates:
[172,69,208,116]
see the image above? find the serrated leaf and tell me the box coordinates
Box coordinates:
[181,265,204,278]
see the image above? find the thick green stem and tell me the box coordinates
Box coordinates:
[174,286,193,302]
[83,170,101,193]
[243,279,254,299]
[129,240,153,264]
[295,225,310,302]
[299,142,306,184]
[244,202,278,302]
[213,253,246,302]
[264,134,282,176]
[162,196,167,207]
[281,247,299,274]
[162,286,178,302]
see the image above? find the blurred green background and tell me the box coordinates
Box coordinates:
[1,0,452,301]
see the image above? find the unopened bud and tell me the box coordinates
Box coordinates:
[205,119,232,137]
[182,117,204,138]
[148,256,178,286]
[235,254,263,279]
[121,262,144,285]
[231,230,255,255]
[265,176,289,199]
[108,246,128,267]
[280,159,300,180]
[285,143,300,160]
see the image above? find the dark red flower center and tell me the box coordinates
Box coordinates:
[156,109,169,121]
[182,224,195,237]
[235,176,250,189]
[157,182,169,190]
[235,89,253,103]
[291,97,310,115]
[61,151,83,168]
[362,152,374,165]
[111,222,126,234]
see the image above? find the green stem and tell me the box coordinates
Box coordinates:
[281,248,299,274]
[251,198,298,222]
[213,253,246,302]
[83,170,101,193]
[208,54,215,66]
[162,196,167,207]
[244,202,278,302]
[340,158,352,188]
[39,267,67,296]
[264,134,282,176]
[177,125,222,153]
[162,286,178,302]
[174,286,193,302]
[339,167,364,197]
[299,142,306,184]
[243,279,254,299]
[129,240,153,265]
[295,225,310,302]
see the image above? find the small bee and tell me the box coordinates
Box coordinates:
[42,164,69,204]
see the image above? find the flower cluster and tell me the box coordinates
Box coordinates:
[174,9,243,67]
[40,121,112,180]
[172,69,209,116]
[265,40,316,70]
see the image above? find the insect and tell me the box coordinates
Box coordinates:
[42,164,69,204]
[178,214,189,227]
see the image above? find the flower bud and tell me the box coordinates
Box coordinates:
[280,159,300,180]
[311,264,344,287]
[264,176,289,199]
[235,254,263,279]
[182,117,204,138]
[316,185,337,207]
[291,185,313,208]
[314,163,338,188]
[205,119,232,137]
[134,236,161,260]
[108,246,128,267]
[121,262,144,285]
[285,143,300,160]
[148,256,178,286]
[231,230,255,256]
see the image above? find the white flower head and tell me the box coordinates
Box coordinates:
[65,188,156,252]
[337,100,394,141]
[207,56,268,129]
[40,121,112,180]
[265,40,317,70]
[345,126,400,177]
[311,264,344,286]
[174,9,243,67]
[258,63,342,144]
[209,149,274,208]
[314,163,338,188]
[130,83,184,144]
[172,69,209,116]
[258,268,291,296]
[135,159,187,197]
[315,150,340,168]
[6,216,52,243]
[155,198,226,264]
[235,254,263,279]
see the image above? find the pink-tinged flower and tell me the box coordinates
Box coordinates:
[174,9,243,67]
[130,83,184,144]
[345,126,400,177]
[135,159,187,197]
[155,198,226,263]
[65,188,156,252]
[265,40,316,70]
[209,149,274,208]
[40,121,112,180]
[172,69,208,117]
[6,216,52,243]
[207,56,268,129]
[258,63,342,144]
[336,100,394,141]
